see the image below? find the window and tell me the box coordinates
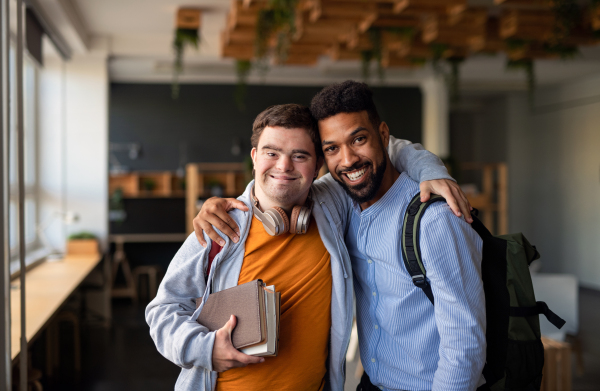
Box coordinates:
[8,47,41,270]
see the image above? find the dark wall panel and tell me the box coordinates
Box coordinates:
[109,83,422,171]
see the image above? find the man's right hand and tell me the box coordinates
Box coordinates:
[212,315,264,372]
[194,197,248,248]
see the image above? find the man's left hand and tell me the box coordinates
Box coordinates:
[420,179,473,223]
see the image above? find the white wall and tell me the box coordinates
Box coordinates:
[507,74,600,289]
[64,51,109,249]
[39,42,109,252]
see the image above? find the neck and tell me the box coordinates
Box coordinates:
[359,156,400,210]
[253,183,309,214]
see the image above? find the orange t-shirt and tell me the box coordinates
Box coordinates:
[216,216,332,391]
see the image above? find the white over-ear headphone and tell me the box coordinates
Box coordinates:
[250,186,313,236]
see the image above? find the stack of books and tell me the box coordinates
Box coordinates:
[196,279,281,356]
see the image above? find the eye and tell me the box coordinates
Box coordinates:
[323,146,337,153]
[293,155,307,160]
[266,152,276,157]
[353,136,366,144]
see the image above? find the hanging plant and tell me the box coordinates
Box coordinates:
[172,28,199,99]
[387,26,416,44]
[543,43,579,59]
[505,39,531,59]
[255,0,298,65]
[429,43,449,75]
[446,57,464,103]
[507,58,535,106]
[361,28,384,81]
[234,59,252,112]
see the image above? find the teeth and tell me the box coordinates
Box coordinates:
[347,167,366,181]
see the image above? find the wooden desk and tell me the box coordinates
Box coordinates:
[10,254,102,361]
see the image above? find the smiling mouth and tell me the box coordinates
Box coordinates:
[269,175,299,181]
[343,165,369,182]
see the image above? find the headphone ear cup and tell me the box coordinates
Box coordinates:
[270,207,290,234]
[289,205,303,234]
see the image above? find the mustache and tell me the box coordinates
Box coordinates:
[337,162,371,176]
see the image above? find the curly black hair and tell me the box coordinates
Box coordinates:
[310,80,381,130]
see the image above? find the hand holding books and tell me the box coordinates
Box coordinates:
[197,279,281,372]
[212,315,264,372]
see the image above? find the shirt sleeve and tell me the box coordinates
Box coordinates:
[419,204,486,391]
[145,232,217,370]
[387,135,455,183]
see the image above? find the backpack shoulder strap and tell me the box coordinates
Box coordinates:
[401,192,446,305]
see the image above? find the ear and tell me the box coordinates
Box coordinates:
[251,148,257,177]
[378,121,390,148]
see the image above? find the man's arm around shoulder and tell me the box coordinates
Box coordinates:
[420,205,486,391]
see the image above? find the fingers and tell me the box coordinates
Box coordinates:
[214,315,265,371]
[193,217,207,248]
[230,350,264,365]
[221,314,237,335]
[213,205,242,242]
[421,180,474,223]
[452,185,473,223]
[419,182,432,202]
[226,199,249,213]
[201,213,238,245]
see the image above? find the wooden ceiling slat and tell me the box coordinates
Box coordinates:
[422,14,485,44]
[220,0,600,66]
[394,0,467,15]
[500,9,554,40]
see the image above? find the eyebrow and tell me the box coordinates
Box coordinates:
[262,145,311,155]
[321,126,369,146]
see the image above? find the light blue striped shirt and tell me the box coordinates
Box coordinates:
[345,172,486,391]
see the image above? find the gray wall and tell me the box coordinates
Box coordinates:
[450,80,600,289]
[109,83,423,171]
[507,77,600,289]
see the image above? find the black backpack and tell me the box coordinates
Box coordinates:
[401,193,566,390]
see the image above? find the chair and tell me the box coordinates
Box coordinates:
[133,265,163,302]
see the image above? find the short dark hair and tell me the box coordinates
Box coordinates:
[251,104,322,158]
[310,80,381,130]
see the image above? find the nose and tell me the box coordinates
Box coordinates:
[275,154,294,172]
[339,145,360,170]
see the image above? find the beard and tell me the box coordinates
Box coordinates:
[334,157,387,204]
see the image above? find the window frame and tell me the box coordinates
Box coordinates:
[8,43,43,275]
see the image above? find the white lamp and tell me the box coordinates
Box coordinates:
[36,210,80,258]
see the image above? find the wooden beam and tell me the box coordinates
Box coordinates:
[500,9,554,40]
[371,16,420,29]
[328,43,362,61]
[394,0,467,14]
[468,17,505,52]
[227,0,259,29]
[494,0,549,6]
[593,6,600,31]
[422,14,484,44]
[221,41,254,60]
[176,8,201,29]
[222,27,255,45]
[447,7,487,26]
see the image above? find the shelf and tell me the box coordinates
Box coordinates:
[185,162,249,233]
[109,171,186,198]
